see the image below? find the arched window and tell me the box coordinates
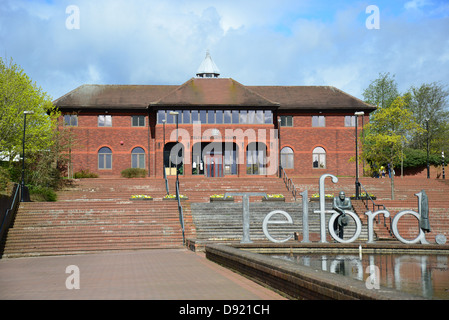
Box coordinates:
[312,147,326,169]
[131,147,146,169]
[98,147,112,169]
[280,147,294,169]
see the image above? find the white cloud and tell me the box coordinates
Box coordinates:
[1,0,448,101]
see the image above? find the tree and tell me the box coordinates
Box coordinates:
[363,95,423,199]
[407,82,449,153]
[0,57,60,164]
[0,57,64,193]
[362,72,399,111]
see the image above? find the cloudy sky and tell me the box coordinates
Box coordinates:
[1,0,448,101]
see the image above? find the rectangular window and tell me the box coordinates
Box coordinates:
[98,115,112,127]
[264,110,273,124]
[345,115,356,127]
[99,154,112,169]
[239,110,247,124]
[199,110,207,123]
[157,110,166,124]
[207,110,215,124]
[232,110,239,124]
[191,110,199,123]
[183,110,190,124]
[247,110,255,124]
[216,110,223,124]
[64,114,78,126]
[132,115,145,127]
[175,110,182,124]
[166,110,174,124]
[224,110,231,124]
[255,110,264,124]
[312,115,325,127]
[280,116,293,127]
[132,154,145,169]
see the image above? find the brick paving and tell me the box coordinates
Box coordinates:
[0,249,286,300]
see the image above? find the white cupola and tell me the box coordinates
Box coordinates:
[196,50,220,78]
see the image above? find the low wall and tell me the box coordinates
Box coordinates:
[205,244,423,300]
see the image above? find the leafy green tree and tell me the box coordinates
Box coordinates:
[362,72,399,111]
[0,57,65,195]
[363,95,423,199]
[407,82,449,153]
[0,57,59,164]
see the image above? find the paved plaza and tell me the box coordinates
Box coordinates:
[0,249,286,300]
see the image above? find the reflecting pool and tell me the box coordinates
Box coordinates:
[269,253,449,299]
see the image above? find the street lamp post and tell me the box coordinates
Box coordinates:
[278,118,281,178]
[169,112,180,187]
[21,110,34,202]
[442,151,445,180]
[426,119,430,179]
[354,111,365,199]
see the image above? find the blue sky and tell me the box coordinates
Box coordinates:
[1,0,448,101]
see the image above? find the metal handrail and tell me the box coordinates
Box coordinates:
[359,183,391,233]
[280,167,298,200]
[175,179,185,244]
[0,184,21,242]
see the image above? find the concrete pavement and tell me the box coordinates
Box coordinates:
[0,249,286,300]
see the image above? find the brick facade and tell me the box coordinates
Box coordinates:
[59,110,369,178]
[54,77,375,178]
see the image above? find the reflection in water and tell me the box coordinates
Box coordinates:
[269,253,449,299]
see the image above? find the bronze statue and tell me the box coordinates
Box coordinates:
[332,191,352,238]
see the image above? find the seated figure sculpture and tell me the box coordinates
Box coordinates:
[332,191,352,238]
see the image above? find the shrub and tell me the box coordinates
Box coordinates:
[29,186,57,202]
[121,168,147,178]
[0,166,10,193]
[74,169,99,179]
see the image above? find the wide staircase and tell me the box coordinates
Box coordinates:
[2,175,447,258]
[1,178,194,258]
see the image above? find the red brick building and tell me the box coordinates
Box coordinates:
[53,52,375,178]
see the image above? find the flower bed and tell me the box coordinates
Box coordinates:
[209,194,234,202]
[130,195,153,200]
[310,193,334,201]
[262,194,285,201]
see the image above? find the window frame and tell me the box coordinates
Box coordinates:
[132,115,145,127]
[98,115,112,127]
[312,115,325,127]
[98,147,112,170]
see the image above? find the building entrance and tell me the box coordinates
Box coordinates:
[192,142,238,177]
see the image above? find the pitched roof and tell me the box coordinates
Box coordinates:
[53,84,176,109]
[149,78,280,108]
[53,80,375,112]
[249,85,376,111]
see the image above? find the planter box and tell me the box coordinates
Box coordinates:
[210,197,234,202]
[310,198,334,202]
[130,198,153,201]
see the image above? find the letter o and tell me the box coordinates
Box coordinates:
[328,210,362,243]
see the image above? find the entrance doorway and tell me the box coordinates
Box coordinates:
[204,154,223,177]
[192,142,238,177]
